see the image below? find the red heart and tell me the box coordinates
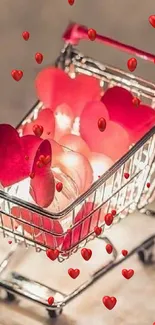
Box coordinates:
[23,108,55,140]
[81,248,92,261]
[122,269,134,279]
[61,202,99,252]
[68,268,80,279]
[11,207,63,248]
[21,135,55,207]
[102,296,117,310]
[46,249,60,260]
[101,86,155,143]
[35,67,101,117]
[149,15,155,28]
[11,69,23,81]
[104,213,114,226]
[0,124,29,187]
[48,296,54,305]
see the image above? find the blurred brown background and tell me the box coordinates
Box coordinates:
[0,0,155,125]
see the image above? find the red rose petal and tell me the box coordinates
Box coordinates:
[23,108,55,139]
[80,101,109,149]
[62,202,98,251]
[0,124,29,187]
[11,206,63,248]
[101,86,155,142]
[47,138,64,167]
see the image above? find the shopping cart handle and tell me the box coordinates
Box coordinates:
[62,23,155,63]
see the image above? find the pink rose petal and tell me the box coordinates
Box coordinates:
[11,206,64,248]
[23,108,55,139]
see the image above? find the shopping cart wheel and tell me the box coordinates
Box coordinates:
[47,308,63,318]
[6,291,16,302]
[137,237,155,265]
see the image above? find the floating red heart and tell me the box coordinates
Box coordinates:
[48,296,54,305]
[122,249,128,257]
[68,0,74,5]
[94,226,102,236]
[35,52,43,64]
[35,67,101,116]
[81,248,92,261]
[46,249,60,260]
[102,296,117,310]
[105,244,113,254]
[88,29,96,41]
[22,31,30,41]
[122,269,134,279]
[101,86,155,143]
[11,69,23,81]
[68,268,80,279]
[127,58,137,72]
[149,15,155,28]
[104,213,114,226]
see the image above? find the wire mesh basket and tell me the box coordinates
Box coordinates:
[0,24,155,264]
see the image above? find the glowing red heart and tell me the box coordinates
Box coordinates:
[101,86,155,143]
[22,31,30,41]
[23,108,55,139]
[11,206,63,248]
[106,244,113,254]
[68,268,80,279]
[35,52,43,64]
[105,213,114,226]
[35,67,101,116]
[81,248,92,261]
[88,29,96,41]
[102,296,117,310]
[127,58,137,72]
[11,69,23,81]
[48,296,54,305]
[122,269,134,279]
[122,249,128,257]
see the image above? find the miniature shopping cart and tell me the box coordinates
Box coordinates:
[0,23,155,318]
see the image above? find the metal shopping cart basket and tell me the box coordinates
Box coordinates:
[0,23,155,318]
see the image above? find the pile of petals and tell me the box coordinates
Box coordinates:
[2,67,155,251]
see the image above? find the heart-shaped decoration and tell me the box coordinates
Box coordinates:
[81,248,92,261]
[101,86,155,143]
[149,15,155,28]
[102,296,117,310]
[35,67,101,117]
[11,69,23,81]
[122,269,134,279]
[68,268,80,279]
[46,249,60,260]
